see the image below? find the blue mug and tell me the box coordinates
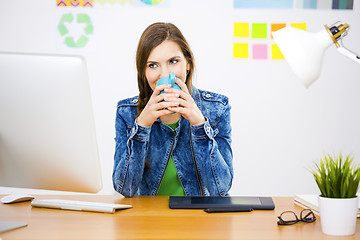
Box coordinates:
[156,72,181,94]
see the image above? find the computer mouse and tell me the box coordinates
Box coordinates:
[0,194,35,204]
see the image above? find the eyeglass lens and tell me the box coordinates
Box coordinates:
[278,209,316,225]
[300,209,316,223]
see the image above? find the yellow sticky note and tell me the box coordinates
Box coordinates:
[290,23,307,31]
[233,43,249,58]
[271,44,284,59]
[234,23,249,37]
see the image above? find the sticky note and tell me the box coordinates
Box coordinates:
[233,43,249,58]
[271,44,284,59]
[234,23,250,37]
[271,23,286,38]
[252,23,267,39]
[252,44,268,60]
[290,23,307,31]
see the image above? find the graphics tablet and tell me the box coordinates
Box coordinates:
[169,196,275,210]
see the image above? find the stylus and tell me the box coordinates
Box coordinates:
[204,207,253,213]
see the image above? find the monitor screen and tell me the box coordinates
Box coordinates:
[0,52,102,193]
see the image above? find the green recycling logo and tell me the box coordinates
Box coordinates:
[58,13,93,48]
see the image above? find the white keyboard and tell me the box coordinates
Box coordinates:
[31,199,132,213]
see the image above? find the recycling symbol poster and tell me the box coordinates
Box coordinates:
[58,13,94,48]
[55,7,97,51]
[54,0,170,51]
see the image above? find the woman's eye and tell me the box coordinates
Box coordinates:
[169,59,178,64]
[148,63,157,68]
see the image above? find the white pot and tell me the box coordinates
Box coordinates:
[318,195,359,236]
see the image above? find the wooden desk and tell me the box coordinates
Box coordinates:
[0,195,359,239]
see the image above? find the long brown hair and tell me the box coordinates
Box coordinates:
[136,22,195,115]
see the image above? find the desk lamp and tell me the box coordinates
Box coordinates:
[272,22,360,88]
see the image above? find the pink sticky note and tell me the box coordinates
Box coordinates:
[252,44,268,60]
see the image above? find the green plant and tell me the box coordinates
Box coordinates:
[312,153,360,198]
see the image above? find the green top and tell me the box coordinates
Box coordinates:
[156,121,186,196]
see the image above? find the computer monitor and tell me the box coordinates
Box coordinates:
[0,52,102,193]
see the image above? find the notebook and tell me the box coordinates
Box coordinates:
[0,221,27,233]
[31,199,132,213]
[169,196,275,210]
[294,194,360,217]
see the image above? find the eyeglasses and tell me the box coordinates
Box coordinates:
[277,209,316,225]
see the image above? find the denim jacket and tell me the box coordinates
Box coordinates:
[113,87,233,197]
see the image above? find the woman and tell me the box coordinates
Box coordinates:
[113,22,233,197]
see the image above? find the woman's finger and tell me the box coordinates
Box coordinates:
[174,78,189,94]
[152,84,172,96]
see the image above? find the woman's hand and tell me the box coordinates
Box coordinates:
[165,79,206,126]
[136,84,181,127]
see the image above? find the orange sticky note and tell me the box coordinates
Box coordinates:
[271,23,286,38]
[233,43,249,58]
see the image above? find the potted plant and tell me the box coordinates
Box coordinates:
[312,152,360,236]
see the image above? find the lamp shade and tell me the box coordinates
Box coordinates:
[273,27,334,88]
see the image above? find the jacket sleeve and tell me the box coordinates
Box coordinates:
[112,108,151,197]
[190,101,233,196]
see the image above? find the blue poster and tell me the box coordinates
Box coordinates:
[234,0,293,9]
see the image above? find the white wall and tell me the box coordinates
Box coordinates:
[0,0,359,196]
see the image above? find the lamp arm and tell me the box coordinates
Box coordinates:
[337,46,360,64]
